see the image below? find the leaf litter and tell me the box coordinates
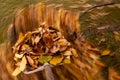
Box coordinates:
[12,24,78,76]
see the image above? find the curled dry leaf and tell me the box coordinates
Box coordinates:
[20,56,27,71]
[26,56,36,68]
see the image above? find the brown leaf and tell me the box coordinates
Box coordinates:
[50,45,59,54]
[43,33,54,48]
[26,56,37,68]
[58,39,70,52]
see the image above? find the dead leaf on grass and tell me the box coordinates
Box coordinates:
[101,50,111,56]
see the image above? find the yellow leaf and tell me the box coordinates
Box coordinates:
[70,48,78,57]
[12,67,21,76]
[64,51,72,56]
[50,56,64,65]
[18,32,24,40]
[101,50,111,56]
[63,58,71,64]
[113,31,120,41]
[20,56,27,71]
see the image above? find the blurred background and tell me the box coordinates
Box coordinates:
[0,0,120,80]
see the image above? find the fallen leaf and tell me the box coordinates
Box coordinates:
[34,36,41,44]
[20,56,27,71]
[50,45,59,53]
[58,39,69,52]
[101,50,111,56]
[43,33,54,48]
[50,56,64,65]
[26,56,37,68]
[113,31,120,41]
[38,56,52,64]
[64,51,72,56]
[21,44,29,51]
[15,54,24,58]
[63,58,71,64]
[18,32,24,40]
[12,67,21,76]
[70,48,78,57]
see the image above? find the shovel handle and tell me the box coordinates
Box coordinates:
[44,64,54,80]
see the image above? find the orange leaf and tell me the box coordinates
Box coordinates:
[101,50,111,56]
[50,56,64,65]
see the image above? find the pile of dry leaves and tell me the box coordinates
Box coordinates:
[12,24,78,76]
